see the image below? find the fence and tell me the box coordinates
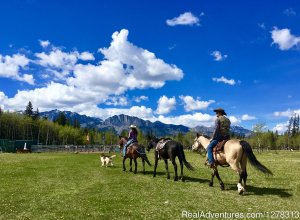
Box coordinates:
[0,139,15,153]
[31,144,120,153]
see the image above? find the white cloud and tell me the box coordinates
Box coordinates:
[39,40,50,48]
[79,52,95,61]
[283,8,296,16]
[0,54,34,85]
[211,50,228,61]
[166,12,200,26]
[212,76,236,85]
[271,27,300,50]
[274,109,300,117]
[179,95,215,112]
[133,96,148,103]
[229,116,240,125]
[156,95,176,115]
[258,23,266,30]
[272,122,289,134]
[241,114,256,121]
[1,29,184,116]
[104,96,128,106]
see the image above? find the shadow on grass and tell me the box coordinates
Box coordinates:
[226,184,292,197]
[184,176,211,184]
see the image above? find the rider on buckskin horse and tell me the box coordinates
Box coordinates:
[206,108,231,168]
[123,125,138,157]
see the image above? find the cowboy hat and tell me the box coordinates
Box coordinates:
[213,108,227,116]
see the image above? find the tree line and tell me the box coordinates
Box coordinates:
[1,102,299,150]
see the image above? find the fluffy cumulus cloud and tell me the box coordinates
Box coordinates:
[133,96,148,103]
[166,12,200,26]
[272,122,289,134]
[156,95,176,115]
[271,27,300,50]
[212,76,236,85]
[241,114,256,121]
[1,29,184,117]
[39,40,50,48]
[274,109,300,117]
[0,54,34,85]
[211,50,228,61]
[179,95,215,112]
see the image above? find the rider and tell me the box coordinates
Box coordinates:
[123,125,138,157]
[207,108,231,168]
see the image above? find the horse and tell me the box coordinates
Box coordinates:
[192,133,273,194]
[147,136,194,181]
[118,136,151,174]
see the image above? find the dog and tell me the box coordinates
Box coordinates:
[100,153,116,167]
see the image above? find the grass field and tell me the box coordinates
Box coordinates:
[0,151,299,220]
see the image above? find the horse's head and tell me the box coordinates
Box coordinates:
[146,135,157,151]
[192,133,203,151]
[118,136,127,149]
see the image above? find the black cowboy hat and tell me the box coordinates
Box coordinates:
[213,108,227,116]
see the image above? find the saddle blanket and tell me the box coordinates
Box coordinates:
[156,138,171,151]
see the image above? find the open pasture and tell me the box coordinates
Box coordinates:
[0,151,299,220]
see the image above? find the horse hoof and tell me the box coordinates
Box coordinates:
[174,177,178,181]
[220,183,225,191]
[209,182,213,187]
[181,178,185,182]
[134,171,137,174]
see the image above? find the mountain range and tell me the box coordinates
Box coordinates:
[40,110,253,137]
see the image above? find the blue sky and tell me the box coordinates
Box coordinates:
[0,0,300,132]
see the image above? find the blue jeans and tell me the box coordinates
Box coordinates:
[123,139,134,157]
[207,140,218,165]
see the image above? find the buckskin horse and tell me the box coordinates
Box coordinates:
[118,136,151,174]
[192,133,273,194]
[147,136,194,181]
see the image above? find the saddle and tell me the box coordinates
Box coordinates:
[213,139,229,153]
[156,138,171,152]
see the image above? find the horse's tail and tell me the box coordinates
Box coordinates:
[179,144,194,171]
[240,140,273,175]
[137,146,152,166]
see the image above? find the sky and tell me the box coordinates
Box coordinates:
[0,0,300,132]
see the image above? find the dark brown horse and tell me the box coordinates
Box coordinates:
[118,136,151,174]
[147,136,194,181]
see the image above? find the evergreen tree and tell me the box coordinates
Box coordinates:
[54,112,68,126]
[32,108,40,120]
[24,101,34,118]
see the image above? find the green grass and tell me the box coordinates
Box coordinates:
[0,151,299,220]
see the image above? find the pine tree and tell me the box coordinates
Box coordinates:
[54,112,68,126]
[32,108,40,120]
[24,101,34,118]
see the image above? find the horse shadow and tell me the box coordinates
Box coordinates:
[138,170,166,176]
[226,184,292,197]
[184,176,211,184]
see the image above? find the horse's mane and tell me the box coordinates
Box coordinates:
[197,133,210,139]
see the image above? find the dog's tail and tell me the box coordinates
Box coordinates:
[110,155,116,158]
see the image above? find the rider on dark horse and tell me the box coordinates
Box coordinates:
[206,108,231,168]
[123,125,138,157]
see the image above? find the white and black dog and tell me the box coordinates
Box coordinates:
[100,154,116,167]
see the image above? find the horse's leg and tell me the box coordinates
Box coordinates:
[240,153,248,192]
[123,157,127,172]
[142,158,145,175]
[179,157,184,182]
[129,158,133,172]
[133,158,137,174]
[153,152,158,178]
[214,168,225,190]
[164,159,170,179]
[229,160,245,194]
[171,158,178,181]
[209,170,215,187]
